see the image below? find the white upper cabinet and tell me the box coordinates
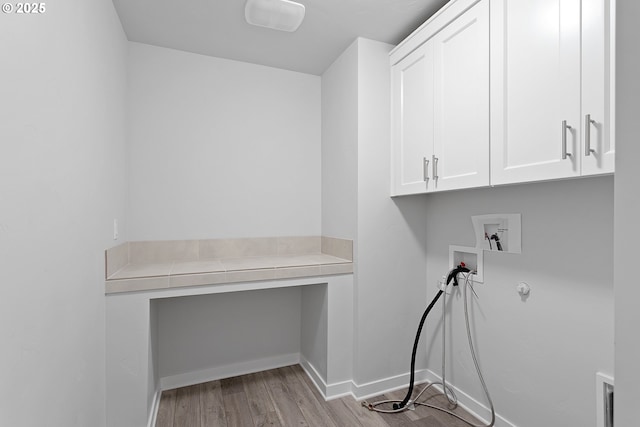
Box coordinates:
[390,0,489,196]
[390,42,434,196]
[490,0,615,185]
[390,0,614,196]
[582,0,615,175]
[490,0,582,185]
[433,0,489,191]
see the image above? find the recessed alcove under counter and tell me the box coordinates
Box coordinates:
[104,236,354,427]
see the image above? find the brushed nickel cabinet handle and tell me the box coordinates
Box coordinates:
[432,155,439,181]
[585,114,596,156]
[423,157,430,182]
[562,120,573,160]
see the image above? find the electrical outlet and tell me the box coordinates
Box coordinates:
[113,219,118,240]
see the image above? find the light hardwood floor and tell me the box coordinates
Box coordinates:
[155,365,481,427]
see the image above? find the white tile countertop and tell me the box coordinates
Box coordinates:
[104,236,353,294]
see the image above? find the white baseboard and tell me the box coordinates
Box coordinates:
[351,369,431,401]
[423,369,517,427]
[299,357,353,400]
[147,388,161,427]
[298,357,326,395]
[299,357,431,403]
[159,352,301,391]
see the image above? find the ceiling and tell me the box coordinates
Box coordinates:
[112,0,449,75]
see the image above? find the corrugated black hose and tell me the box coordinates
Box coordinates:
[393,265,470,410]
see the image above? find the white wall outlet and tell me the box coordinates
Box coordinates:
[113,219,118,240]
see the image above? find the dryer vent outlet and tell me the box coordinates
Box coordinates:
[596,372,614,427]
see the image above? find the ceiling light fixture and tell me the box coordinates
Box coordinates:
[244,0,306,32]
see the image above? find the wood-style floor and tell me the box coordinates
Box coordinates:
[155,365,480,427]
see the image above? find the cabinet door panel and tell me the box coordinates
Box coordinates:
[433,0,489,191]
[491,0,582,185]
[582,0,615,175]
[391,42,434,195]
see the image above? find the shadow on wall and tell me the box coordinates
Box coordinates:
[392,194,429,254]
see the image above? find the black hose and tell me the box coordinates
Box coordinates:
[394,265,470,410]
[393,289,443,410]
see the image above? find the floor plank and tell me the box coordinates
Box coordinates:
[253,410,283,427]
[293,365,407,427]
[410,414,448,427]
[325,398,366,427]
[156,388,177,427]
[220,376,245,396]
[223,392,255,427]
[174,384,201,427]
[344,394,390,427]
[278,366,338,427]
[200,380,227,427]
[290,365,326,403]
[242,371,275,420]
[262,368,309,427]
[291,365,356,427]
[155,365,481,427]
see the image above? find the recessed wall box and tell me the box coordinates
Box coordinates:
[449,245,483,283]
[472,213,522,254]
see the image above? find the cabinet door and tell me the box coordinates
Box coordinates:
[432,0,489,191]
[390,42,434,196]
[490,0,582,185]
[581,0,615,175]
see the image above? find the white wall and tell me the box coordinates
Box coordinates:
[320,40,359,387]
[354,39,430,386]
[322,38,430,389]
[614,0,640,425]
[155,288,302,379]
[424,177,614,427]
[0,1,128,426]
[126,43,322,388]
[321,41,359,241]
[127,42,321,241]
[301,284,329,381]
